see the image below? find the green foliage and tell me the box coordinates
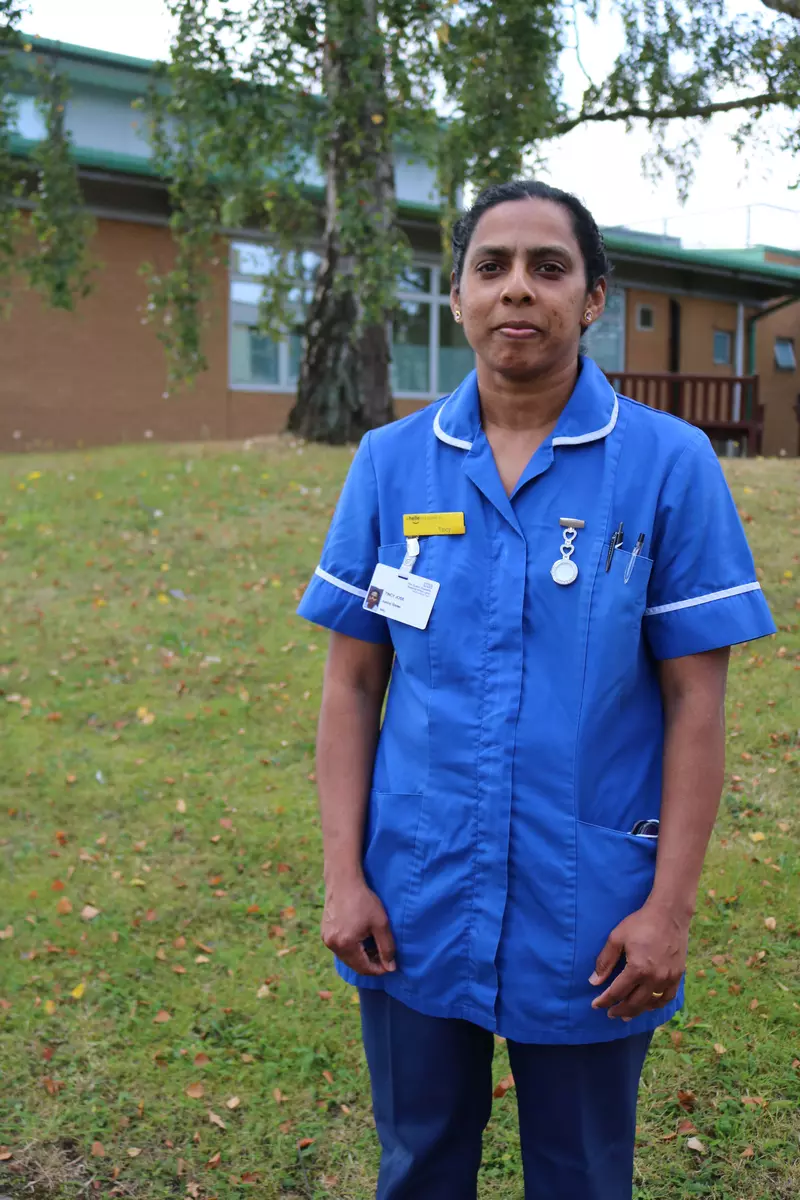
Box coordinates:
[0,1,25,308]
[0,11,95,310]
[23,61,95,309]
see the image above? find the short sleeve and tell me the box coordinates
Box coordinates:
[296,432,391,644]
[644,435,777,660]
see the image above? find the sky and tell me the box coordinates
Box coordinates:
[19,0,800,251]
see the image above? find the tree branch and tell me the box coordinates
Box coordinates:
[553,90,798,136]
[759,0,800,20]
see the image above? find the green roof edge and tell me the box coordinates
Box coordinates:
[17,32,157,72]
[602,230,800,286]
[9,134,445,220]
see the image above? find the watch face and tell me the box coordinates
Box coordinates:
[551,558,578,586]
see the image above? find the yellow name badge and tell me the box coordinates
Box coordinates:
[403,512,466,537]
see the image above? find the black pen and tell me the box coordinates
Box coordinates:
[605,522,624,572]
[624,533,645,584]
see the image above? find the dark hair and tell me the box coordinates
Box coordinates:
[451,180,610,291]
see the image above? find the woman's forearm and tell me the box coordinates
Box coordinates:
[317,679,383,884]
[649,649,730,919]
[316,635,392,888]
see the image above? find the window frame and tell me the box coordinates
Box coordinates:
[774,336,797,372]
[228,242,467,400]
[712,329,733,367]
[635,303,655,332]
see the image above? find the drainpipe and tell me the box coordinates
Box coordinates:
[733,302,745,426]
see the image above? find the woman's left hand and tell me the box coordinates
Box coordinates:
[589,900,690,1020]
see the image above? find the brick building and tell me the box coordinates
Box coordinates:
[3,35,800,456]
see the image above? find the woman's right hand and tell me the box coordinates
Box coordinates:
[322,876,397,976]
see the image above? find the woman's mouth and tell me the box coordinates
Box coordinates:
[497,324,543,339]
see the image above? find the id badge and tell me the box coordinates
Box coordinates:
[363,562,439,630]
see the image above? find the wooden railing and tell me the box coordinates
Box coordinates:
[605,372,763,455]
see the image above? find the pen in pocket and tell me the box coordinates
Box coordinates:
[624,533,645,584]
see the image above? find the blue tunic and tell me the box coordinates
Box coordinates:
[298,357,776,1044]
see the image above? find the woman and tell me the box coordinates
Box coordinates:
[297,180,776,1200]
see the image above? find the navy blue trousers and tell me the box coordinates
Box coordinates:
[360,989,652,1200]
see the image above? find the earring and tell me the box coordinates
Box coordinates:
[454,309,462,322]
[584,311,593,323]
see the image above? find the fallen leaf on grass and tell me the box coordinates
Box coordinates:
[194,1053,210,1067]
[0,1148,13,1161]
[225,1096,240,1110]
[256,984,271,999]
[749,832,765,844]
[764,917,777,931]
[81,905,101,921]
[322,1071,334,1085]
[677,1119,696,1135]
[713,1043,727,1055]
[126,1147,142,1158]
[90,1142,105,1157]
[56,898,72,915]
[677,1090,696,1112]
[240,1054,255,1063]
[318,990,333,1001]
[153,1009,171,1024]
[176,798,187,814]
[44,999,56,1015]
[70,982,85,999]
[493,1073,515,1099]
[273,1089,286,1104]
[686,1137,706,1154]
[206,1151,221,1168]
[297,1138,315,1150]
[741,1145,755,1158]
[208,1110,226,1130]
[195,955,210,964]
[741,1096,766,1108]
[186,1082,205,1099]
[0,925,14,940]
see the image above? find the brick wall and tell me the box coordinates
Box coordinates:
[0,218,290,452]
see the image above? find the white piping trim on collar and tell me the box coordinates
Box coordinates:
[645,581,761,617]
[314,565,368,599]
[434,386,619,451]
[552,395,619,446]
[433,400,473,451]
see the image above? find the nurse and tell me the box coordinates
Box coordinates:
[298,180,776,1200]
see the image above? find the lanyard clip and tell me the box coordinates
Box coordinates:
[399,536,420,577]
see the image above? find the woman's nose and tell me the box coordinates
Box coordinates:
[501,263,534,304]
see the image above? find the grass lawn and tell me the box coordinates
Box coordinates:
[0,439,797,1200]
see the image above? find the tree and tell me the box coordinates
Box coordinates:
[0,3,93,313]
[3,0,800,442]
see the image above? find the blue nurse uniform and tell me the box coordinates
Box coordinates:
[298,356,776,1045]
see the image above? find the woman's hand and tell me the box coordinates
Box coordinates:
[589,899,690,1020]
[322,876,397,976]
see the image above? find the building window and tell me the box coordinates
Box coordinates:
[774,337,797,371]
[636,304,655,331]
[229,243,475,398]
[713,330,733,366]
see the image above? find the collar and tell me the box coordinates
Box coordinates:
[433,356,619,451]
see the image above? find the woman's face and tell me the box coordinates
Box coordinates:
[452,198,606,381]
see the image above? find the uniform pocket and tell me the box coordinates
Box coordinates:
[595,544,654,631]
[378,542,409,568]
[573,820,658,1000]
[362,790,424,952]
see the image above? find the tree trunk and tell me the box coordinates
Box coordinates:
[287,0,395,443]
